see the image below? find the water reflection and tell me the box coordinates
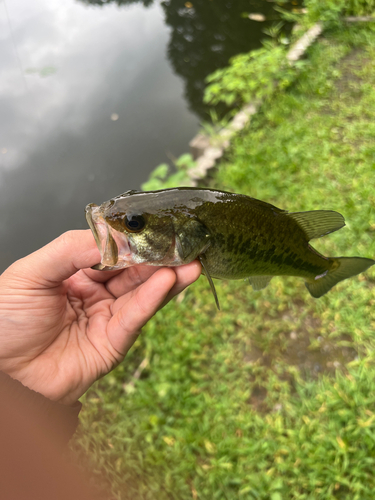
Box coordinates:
[0,0,293,271]
[164,0,290,117]
[80,0,294,117]
[0,0,199,269]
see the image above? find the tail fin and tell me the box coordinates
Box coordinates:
[305,257,375,298]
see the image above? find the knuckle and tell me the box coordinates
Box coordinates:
[117,306,130,333]
[134,292,150,318]
[57,230,76,247]
[128,266,146,288]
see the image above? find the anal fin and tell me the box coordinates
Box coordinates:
[248,275,273,291]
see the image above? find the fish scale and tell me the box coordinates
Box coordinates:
[193,200,325,280]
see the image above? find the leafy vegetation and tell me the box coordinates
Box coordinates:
[202,22,303,110]
[304,0,375,20]
[72,21,375,500]
[141,154,196,191]
[279,0,375,27]
[203,45,299,108]
[203,0,375,112]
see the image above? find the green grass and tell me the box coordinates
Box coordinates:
[72,24,375,500]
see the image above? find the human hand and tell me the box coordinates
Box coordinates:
[0,230,201,405]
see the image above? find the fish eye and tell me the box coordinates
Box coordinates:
[124,215,145,233]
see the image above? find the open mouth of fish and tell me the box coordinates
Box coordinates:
[85,203,131,269]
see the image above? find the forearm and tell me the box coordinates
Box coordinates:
[0,371,81,447]
[0,371,104,500]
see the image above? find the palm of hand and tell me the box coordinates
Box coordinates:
[0,231,201,405]
[0,269,137,404]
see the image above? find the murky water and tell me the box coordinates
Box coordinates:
[0,0,293,269]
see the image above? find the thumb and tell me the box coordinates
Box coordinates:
[107,267,177,356]
[8,230,101,286]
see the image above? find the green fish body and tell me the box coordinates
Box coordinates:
[85,188,374,308]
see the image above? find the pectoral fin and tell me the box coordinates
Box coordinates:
[199,254,220,311]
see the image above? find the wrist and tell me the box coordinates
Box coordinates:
[0,365,82,407]
[0,371,82,445]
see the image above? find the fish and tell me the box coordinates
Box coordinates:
[85,187,375,309]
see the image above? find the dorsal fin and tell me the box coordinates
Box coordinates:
[286,210,345,241]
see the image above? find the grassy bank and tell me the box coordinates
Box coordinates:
[72,23,375,500]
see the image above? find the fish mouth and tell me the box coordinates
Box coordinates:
[85,203,131,268]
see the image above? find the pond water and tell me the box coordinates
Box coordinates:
[0,0,293,270]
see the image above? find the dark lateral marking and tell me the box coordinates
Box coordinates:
[283,254,295,267]
[231,233,246,255]
[246,243,259,260]
[270,253,284,266]
[262,244,276,263]
[215,233,226,247]
[240,238,252,254]
[280,251,324,275]
[226,234,235,253]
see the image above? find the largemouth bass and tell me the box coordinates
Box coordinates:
[85,188,374,309]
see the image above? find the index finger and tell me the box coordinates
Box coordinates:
[10,230,101,287]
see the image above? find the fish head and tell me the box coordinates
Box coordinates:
[85,191,181,270]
